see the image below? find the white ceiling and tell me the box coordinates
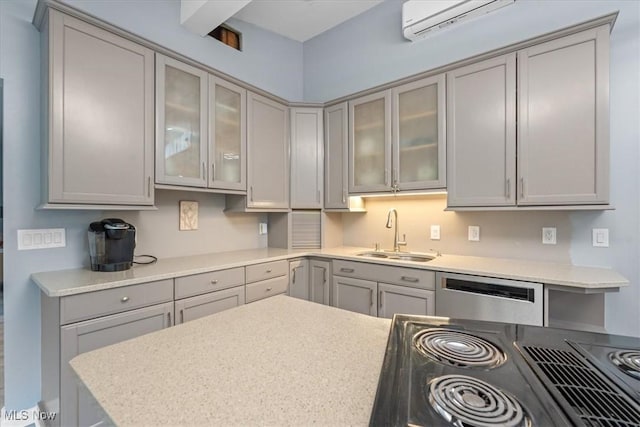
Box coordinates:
[232,0,384,42]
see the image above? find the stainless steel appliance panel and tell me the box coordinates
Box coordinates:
[435,272,543,326]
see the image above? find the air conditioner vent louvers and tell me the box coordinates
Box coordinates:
[522,346,640,426]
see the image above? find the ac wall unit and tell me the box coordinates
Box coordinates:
[402,0,516,41]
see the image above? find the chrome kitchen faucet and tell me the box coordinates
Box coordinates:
[386,208,407,253]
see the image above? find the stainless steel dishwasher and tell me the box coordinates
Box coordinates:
[435,272,543,326]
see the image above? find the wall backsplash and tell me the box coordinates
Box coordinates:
[113,190,268,259]
[341,195,573,263]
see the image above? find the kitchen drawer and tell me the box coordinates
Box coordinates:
[246,276,288,303]
[175,267,245,299]
[60,279,174,325]
[246,260,288,284]
[333,260,435,290]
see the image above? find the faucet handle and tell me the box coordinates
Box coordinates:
[398,234,407,249]
[429,248,442,257]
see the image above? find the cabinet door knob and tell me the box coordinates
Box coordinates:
[266,269,272,273]
[211,279,218,285]
[121,296,129,303]
[266,287,272,292]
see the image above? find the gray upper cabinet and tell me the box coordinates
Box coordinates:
[518,25,610,205]
[156,54,208,188]
[447,54,517,207]
[324,103,350,210]
[41,9,154,207]
[349,91,392,193]
[290,108,323,208]
[392,75,446,191]
[209,76,247,191]
[246,92,290,209]
[348,76,445,195]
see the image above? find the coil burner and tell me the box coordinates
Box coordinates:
[428,374,531,427]
[609,350,640,380]
[414,328,506,369]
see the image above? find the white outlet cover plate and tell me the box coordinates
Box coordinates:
[542,227,557,245]
[468,226,480,241]
[592,228,609,247]
[17,228,66,250]
[259,223,268,235]
[430,225,440,240]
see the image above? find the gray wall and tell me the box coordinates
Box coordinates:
[305,0,640,336]
[0,0,301,411]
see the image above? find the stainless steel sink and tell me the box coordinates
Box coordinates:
[387,254,434,262]
[356,251,434,262]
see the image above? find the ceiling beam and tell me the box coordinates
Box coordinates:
[180,0,252,36]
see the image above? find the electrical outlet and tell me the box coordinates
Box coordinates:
[259,222,268,235]
[430,225,441,240]
[468,226,480,242]
[592,228,609,247]
[542,227,557,245]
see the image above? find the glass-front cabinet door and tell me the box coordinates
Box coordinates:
[392,74,446,191]
[348,91,392,193]
[209,76,246,191]
[156,54,208,187]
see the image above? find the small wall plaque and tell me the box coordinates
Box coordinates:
[179,200,199,231]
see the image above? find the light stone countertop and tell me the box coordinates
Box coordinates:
[69,295,392,427]
[31,246,629,297]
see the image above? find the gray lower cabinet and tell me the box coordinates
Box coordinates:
[377,282,435,319]
[246,260,289,303]
[60,302,173,427]
[38,8,154,207]
[310,259,331,305]
[332,276,377,316]
[289,259,310,300]
[175,286,245,324]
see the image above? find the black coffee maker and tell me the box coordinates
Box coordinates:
[88,218,136,272]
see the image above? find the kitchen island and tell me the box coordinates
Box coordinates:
[69,295,391,426]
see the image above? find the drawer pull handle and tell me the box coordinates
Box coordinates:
[211,280,218,285]
[266,269,272,273]
[121,296,129,303]
[266,287,272,292]
[340,268,354,273]
[401,276,419,283]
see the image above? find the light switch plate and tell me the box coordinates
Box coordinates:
[542,227,557,245]
[17,228,66,250]
[468,226,480,242]
[430,225,441,240]
[179,200,199,231]
[592,228,609,247]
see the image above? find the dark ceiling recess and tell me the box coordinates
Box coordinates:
[208,25,242,51]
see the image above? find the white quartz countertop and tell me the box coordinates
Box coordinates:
[70,296,392,427]
[32,246,628,297]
